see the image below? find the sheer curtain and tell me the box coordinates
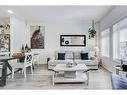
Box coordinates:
[101,29,110,57]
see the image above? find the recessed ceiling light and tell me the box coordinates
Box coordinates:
[7,10,14,14]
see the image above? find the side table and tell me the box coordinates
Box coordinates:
[115,65,122,75]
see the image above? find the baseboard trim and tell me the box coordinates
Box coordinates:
[102,65,112,73]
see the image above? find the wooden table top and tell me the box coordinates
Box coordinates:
[0,56,24,61]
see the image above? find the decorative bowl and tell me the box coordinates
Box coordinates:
[66,62,76,68]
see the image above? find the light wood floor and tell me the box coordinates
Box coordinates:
[0,64,112,89]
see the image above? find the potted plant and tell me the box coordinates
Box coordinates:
[88,20,96,39]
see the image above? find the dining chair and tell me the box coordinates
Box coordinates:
[32,51,40,66]
[11,52,33,79]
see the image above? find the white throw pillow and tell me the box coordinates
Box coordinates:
[65,51,73,60]
[73,51,81,59]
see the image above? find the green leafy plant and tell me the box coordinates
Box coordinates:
[0,25,4,28]
[88,20,97,39]
[88,27,96,39]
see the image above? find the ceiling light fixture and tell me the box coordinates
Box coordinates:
[7,10,14,14]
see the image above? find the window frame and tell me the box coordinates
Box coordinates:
[112,18,127,61]
[101,28,110,57]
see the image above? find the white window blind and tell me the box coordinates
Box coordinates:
[113,24,119,59]
[101,29,110,57]
[113,18,127,60]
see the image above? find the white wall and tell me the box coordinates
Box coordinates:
[99,6,127,73]
[10,17,28,54]
[29,21,91,64]
[0,17,10,24]
[100,6,127,31]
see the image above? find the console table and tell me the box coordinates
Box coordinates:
[52,64,89,86]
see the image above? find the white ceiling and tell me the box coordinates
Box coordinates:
[0,6,113,23]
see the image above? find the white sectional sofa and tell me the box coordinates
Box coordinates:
[48,50,99,70]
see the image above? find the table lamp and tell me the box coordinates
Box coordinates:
[94,46,99,57]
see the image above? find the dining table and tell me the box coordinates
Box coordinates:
[0,56,24,86]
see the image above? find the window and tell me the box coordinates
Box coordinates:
[101,29,110,57]
[113,24,119,59]
[113,18,127,60]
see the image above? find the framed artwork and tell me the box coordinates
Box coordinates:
[30,25,45,49]
[0,34,10,52]
[60,35,86,46]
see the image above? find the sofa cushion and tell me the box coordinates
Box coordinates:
[75,59,98,65]
[81,53,89,60]
[65,51,73,60]
[73,51,81,59]
[58,53,65,60]
[48,60,72,66]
